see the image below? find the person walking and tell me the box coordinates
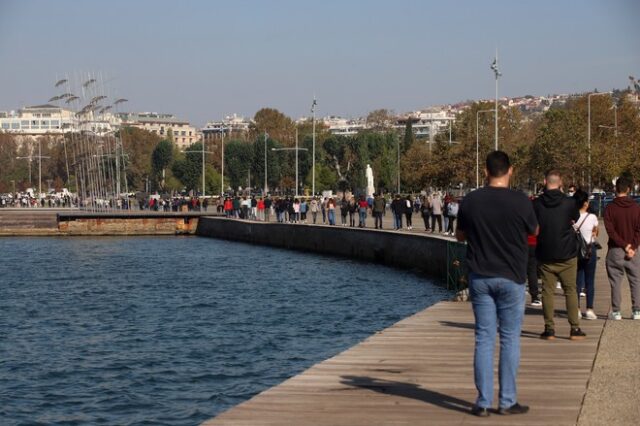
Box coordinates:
[420,196,431,231]
[373,193,385,229]
[456,151,537,417]
[527,231,542,307]
[431,192,443,233]
[300,198,308,223]
[573,190,599,320]
[327,198,336,225]
[446,197,459,236]
[264,195,272,222]
[604,176,640,320]
[358,195,368,228]
[340,197,349,226]
[391,194,404,230]
[309,197,318,224]
[257,197,265,221]
[404,195,413,230]
[348,198,357,227]
[534,170,585,340]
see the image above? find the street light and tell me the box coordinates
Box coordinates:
[476,109,495,188]
[272,133,309,196]
[184,140,214,197]
[16,139,49,197]
[587,91,612,191]
[490,50,502,151]
[264,131,268,196]
[311,97,317,196]
[220,125,226,195]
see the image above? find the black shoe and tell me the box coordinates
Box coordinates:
[570,328,586,340]
[470,406,491,417]
[540,328,555,340]
[498,402,529,415]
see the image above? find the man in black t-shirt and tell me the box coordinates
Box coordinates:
[457,151,537,417]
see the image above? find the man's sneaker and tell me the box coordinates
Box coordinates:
[580,291,586,297]
[570,328,586,340]
[632,310,640,320]
[531,298,542,307]
[540,328,555,340]
[556,281,562,289]
[610,311,622,320]
[497,402,529,415]
[584,309,598,320]
[470,406,490,417]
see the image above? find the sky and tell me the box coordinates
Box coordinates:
[0,0,638,126]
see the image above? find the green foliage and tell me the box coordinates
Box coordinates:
[224,140,254,190]
[403,120,414,153]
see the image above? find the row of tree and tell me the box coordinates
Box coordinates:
[0,92,638,195]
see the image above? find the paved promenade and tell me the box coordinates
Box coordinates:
[203,225,639,425]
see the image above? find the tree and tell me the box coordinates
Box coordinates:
[251,108,296,144]
[151,139,174,190]
[403,119,415,153]
[119,127,162,192]
[366,109,395,130]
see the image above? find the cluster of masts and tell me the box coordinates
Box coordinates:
[48,78,128,119]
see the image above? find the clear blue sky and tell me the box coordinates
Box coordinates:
[0,0,638,126]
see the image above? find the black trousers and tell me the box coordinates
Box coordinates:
[374,212,383,229]
[431,214,442,232]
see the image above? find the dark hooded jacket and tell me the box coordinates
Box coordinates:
[604,196,640,249]
[533,189,580,262]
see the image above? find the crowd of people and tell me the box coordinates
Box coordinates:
[456,151,640,417]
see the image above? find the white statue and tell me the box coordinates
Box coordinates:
[366,164,375,198]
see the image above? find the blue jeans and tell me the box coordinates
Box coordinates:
[328,210,335,225]
[577,247,597,309]
[394,213,403,229]
[469,273,525,409]
[359,208,367,227]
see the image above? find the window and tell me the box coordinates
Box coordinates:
[50,120,60,127]
[41,120,49,126]
[181,131,186,136]
[11,123,20,129]
[189,131,192,136]
[21,120,29,127]
[1,123,9,129]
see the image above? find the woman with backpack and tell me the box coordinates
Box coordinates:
[573,190,599,320]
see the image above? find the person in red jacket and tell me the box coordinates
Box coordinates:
[604,176,640,320]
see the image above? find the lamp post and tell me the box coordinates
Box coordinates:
[220,125,225,195]
[264,131,268,196]
[271,144,308,196]
[184,140,213,197]
[476,109,495,188]
[587,91,612,192]
[490,50,501,151]
[311,97,317,196]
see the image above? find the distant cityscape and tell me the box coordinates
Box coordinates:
[1,89,638,150]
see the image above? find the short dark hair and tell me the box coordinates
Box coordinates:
[486,151,511,178]
[573,189,589,208]
[616,176,632,194]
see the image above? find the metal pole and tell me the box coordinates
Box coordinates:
[494,49,499,151]
[295,128,299,197]
[202,138,206,197]
[449,120,452,145]
[221,127,225,195]
[264,131,268,196]
[38,139,42,197]
[312,97,316,196]
[587,92,611,192]
[476,109,494,189]
[397,135,400,194]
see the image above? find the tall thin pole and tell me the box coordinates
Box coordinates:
[221,126,225,195]
[449,120,452,145]
[295,127,299,197]
[264,131,268,196]
[476,109,494,189]
[202,138,206,197]
[397,135,400,194]
[491,49,501,151]
[587,92,611,192]
[311,96,316,196]
[38,139,42,196]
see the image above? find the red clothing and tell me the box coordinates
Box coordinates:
[358,200,368,208]
[604,196,640,249]
[257,200,265,210]
[527,234,537,246]
[224,200,233,211]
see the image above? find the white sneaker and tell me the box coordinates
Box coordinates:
[556,282,562,289]
[584,309,597,320]
[610,311,622,320]
[579,292,586,298]
[633,310,640,320]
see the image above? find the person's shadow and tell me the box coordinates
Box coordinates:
[340,376,473,414]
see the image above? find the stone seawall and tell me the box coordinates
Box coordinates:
[58,215,199,236]
[196,217,466,285]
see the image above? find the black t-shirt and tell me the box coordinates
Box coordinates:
[457,186,538,284]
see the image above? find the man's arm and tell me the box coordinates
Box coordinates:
[604,206,628,248]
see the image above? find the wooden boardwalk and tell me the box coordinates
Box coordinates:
[203,240,612,425]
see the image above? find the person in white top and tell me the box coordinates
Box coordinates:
[573,190,599,320]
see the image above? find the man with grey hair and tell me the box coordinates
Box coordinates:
[533,170,585,340]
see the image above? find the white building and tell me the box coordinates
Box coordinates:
[323,116,366,136]
[0,104,75,137]
[202,113,251,142]
[117,112,199,150]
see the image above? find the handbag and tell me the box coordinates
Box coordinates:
[574,214,592,260]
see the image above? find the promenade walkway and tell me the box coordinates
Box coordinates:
[203,225,638,425]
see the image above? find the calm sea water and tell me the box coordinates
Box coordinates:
[0,236,450,425]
